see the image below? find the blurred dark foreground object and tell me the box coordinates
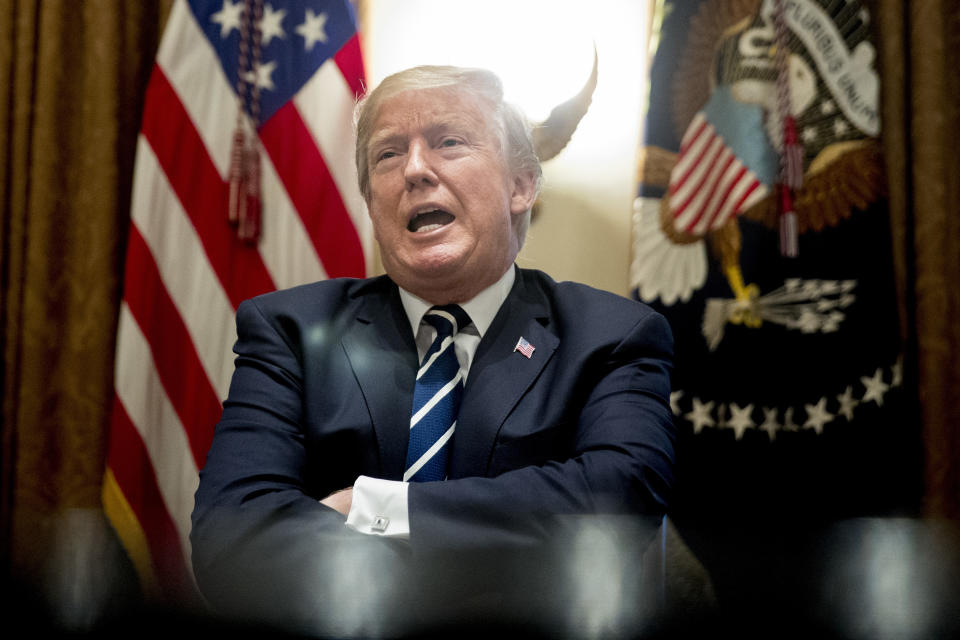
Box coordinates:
[4,514,959,639]
[659,516,960,639]
[190,514,664,638]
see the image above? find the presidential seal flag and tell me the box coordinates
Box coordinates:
[102,0,370,601]
[632,0,921,619]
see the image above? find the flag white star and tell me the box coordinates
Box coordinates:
[211,0,244,38]
[670,390,683,416]
[891,356,903,387]
[836,385,859,421]
[259,3,286,46]
[861,367,890,407]
[782,407,800,432]
[243,59,277,91]
[296,9,329,50]
[803,397,834,434]
[685,398,715,434]
[727,403,755,440]
[802,126,818,143]
[834,119,850,136]
[759,407,780,441]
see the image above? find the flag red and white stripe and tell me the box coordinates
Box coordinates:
[668,111,769,236]
[103,0,369,601]
[514,336,535,359]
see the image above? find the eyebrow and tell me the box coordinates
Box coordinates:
[368,118,481,152]
[367,132,406,154]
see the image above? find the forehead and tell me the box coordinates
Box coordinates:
[368,88,498,143]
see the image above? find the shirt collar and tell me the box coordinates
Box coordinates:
[398,266,516,338]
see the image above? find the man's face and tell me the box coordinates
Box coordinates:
[365,88,536,303]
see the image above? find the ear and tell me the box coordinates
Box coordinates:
[509,170,539,216]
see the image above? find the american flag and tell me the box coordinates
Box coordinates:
[667,89,773,236]
[102,0,369,601]
[514,336,535,359]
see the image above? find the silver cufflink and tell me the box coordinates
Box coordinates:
[372,515,390,533]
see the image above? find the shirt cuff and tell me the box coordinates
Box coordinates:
[345,475,410,539]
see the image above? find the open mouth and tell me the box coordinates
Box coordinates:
[407,209,455,233]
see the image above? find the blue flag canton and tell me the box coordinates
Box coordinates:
[189,0,358,125]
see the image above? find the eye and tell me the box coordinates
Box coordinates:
[439,137,463,148]
[376,150,397,162]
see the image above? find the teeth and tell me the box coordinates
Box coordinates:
[415,223,444,233]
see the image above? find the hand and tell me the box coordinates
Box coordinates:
[320,487,353,515]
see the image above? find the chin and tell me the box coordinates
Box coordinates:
[408,260,464,286]
[405,244,467,274]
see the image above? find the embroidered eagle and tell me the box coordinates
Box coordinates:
[633,0,885,334]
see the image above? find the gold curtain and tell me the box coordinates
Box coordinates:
[1,0,172,579]
[876,0,960,520]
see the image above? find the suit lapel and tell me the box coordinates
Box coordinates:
[340,281,418,480]
[450,271,559,478]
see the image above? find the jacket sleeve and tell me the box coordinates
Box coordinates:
[407,309,676,555]
[189,298,385,626]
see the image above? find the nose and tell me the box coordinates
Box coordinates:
[404,139,438,190]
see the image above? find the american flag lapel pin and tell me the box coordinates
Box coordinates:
[514,336,535,359]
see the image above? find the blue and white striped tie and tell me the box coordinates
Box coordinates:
[404,304,471,482]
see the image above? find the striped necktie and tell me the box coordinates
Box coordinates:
[404,304,471,482]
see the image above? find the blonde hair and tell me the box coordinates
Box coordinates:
[354,66,542,242]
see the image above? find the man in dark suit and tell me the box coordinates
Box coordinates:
[191,66,675,636]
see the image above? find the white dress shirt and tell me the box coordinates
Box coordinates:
[343,267,515,538]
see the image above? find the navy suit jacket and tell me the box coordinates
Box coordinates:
[191,267,675,619]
